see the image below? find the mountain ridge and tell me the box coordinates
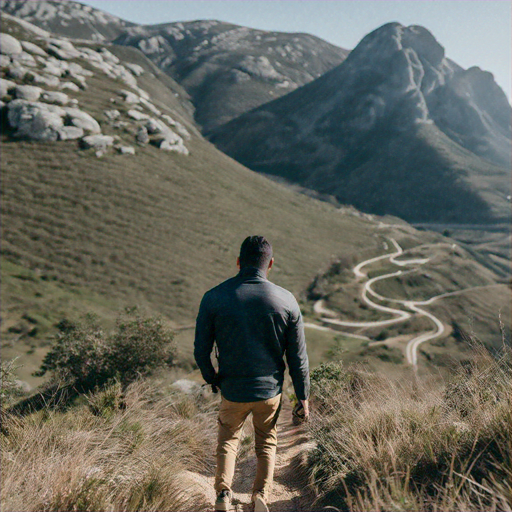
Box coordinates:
[210,22,511,225]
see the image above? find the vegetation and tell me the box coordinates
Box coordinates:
[1,381,218,512]
[305,346,511,511]
[34,310,176,392]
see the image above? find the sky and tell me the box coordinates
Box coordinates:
[80,0,511,101]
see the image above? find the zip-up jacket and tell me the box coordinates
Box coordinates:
[194,266,310,402]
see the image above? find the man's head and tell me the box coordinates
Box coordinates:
[237,235,274,272]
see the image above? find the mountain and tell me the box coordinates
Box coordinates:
[0,0,134,41]
[210,23,511,224]
[113,21,349,132]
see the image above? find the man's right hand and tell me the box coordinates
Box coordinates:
[301,399,310,421]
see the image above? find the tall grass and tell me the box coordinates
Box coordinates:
[306,345,511,511]
[1,382,218,512]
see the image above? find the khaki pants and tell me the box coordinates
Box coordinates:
[215,393,282,501]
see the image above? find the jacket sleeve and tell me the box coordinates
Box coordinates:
[194,292,217,385]
[285,297,310,401]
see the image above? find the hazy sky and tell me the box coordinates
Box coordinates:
[80,0,511,101]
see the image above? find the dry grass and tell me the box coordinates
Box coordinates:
[305,345,511,512]
[1,382,218,512]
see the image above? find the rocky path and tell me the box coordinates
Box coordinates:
[188,398,314,512]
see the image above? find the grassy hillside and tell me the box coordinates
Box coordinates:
[1,14,509,391]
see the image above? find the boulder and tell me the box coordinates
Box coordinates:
[57,126,84,140]
[41,91,69,105]
[140,97,161,116]
[171,379,200,394]
[120,90,140,104]
[12,51,36,67]
[136,126,149,144]
[117,145,135,155]
[127,109,149,121]
[64,107,101,133]
[104,109,120,121]
[7,65,29,80]
[21,41,48,57]
[125,62,144,76]
[60,81,80,92]
[7,99,64,141]
[81,135,114,150]
[15,84,43,101]
[32,73,60,88]
[47,38,81,60]
[0,54,11,67]
[43,63,63,77]
[155,136,189,155]
[0,33,22,55]
[0,77,16,97]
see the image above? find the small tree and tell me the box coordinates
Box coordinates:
[35,310,176,392]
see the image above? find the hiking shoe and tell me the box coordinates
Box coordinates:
[253,493,269,512]
[215,489,233,511]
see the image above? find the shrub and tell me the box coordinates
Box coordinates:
[1,358,23,405]
[34,310,176,392]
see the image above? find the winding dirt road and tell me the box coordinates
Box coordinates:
[312,239,502,367]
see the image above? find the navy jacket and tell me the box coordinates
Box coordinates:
[194,266,310,402]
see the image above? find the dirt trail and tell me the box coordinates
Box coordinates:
[188,398,314,512]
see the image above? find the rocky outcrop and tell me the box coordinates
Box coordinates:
[6,99,101,140]
[1,26,190,156]
[0,32,22,54]
[7,99,65,140]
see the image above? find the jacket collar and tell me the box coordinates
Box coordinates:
[238,266,268,280]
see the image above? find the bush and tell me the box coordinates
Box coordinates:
[34,310,176,392]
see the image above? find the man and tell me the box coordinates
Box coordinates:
[194,235,310,512]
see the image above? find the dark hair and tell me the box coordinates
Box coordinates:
[239,236,273,269]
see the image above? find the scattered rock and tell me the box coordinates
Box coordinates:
[171,379,200,394]
[127,109,149,121]
[0,54,11,67]
[117,145,135,155]
[41,91,69,105]
[155,136,189,155]
[47,38,81,60]
[104,109,121,121]
[124,62,144,76]
[7,64,29,80]
[0,77,16,97]
[136,126,149,144]
[14,84,43,101]
[140,97,161,116]
[81,134,114,150]
[120,90,140,104]
[0,33,22,55]
[11,51,37,67]
[43,62,63,77]
[7,99,64,141]
[174,121,191,140]
[160,114,176,126]
[31,73,60,88]
[64,108,101,133]
[60,81,80,92]
[21,41,48,58]
[57,126,84,140]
